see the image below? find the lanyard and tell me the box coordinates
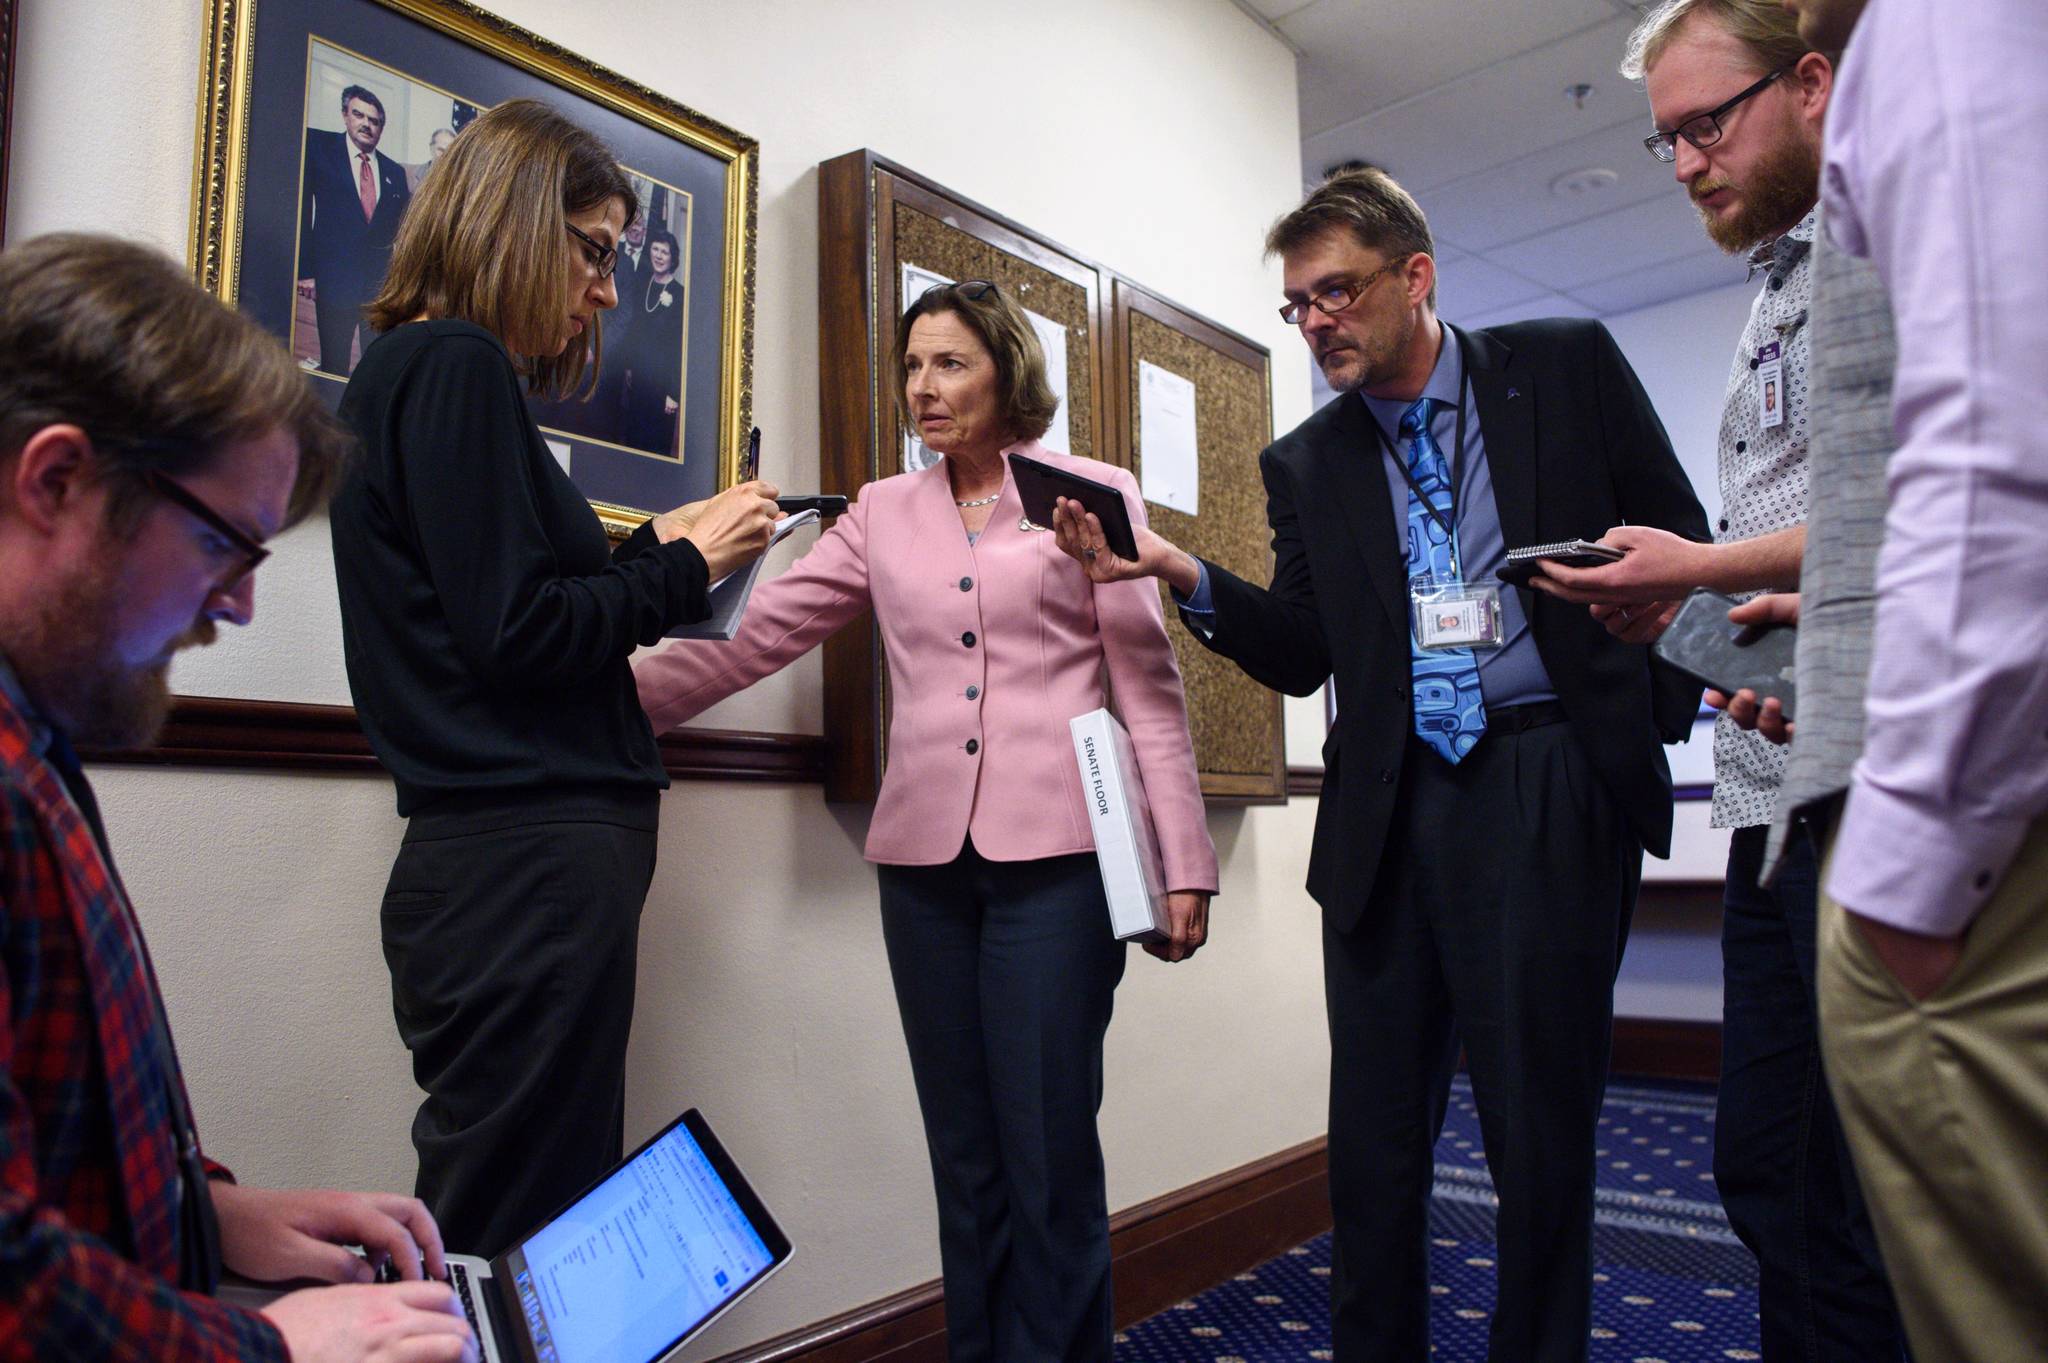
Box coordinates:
[1367,358,1472,545]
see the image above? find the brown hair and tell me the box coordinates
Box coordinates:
[1265,166,1437,308]
[1620,0,1824,81]
[367,99,636,401]
[0,232,350,531]
[891,282,1059,447]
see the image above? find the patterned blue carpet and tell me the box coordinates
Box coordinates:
[1117,1078,1760,1362]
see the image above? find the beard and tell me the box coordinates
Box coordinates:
[7,559,215,748]
[1313,305,1416,396]
[1693,134,1820,254]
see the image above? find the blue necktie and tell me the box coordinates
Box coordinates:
[1400,397,1486,763]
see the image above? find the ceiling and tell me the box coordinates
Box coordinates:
[1231,0,1752,328]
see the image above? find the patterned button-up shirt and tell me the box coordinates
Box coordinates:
[1710,208,1816,829]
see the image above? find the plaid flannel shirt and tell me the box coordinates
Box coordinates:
[1,684,285,1361]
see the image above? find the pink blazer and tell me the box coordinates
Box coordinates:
[634,442,1218,892]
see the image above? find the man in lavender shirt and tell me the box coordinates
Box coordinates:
[1779,0,2048,1355]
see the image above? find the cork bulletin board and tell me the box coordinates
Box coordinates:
[816,150,1110,802]
[1112,279,1285,803]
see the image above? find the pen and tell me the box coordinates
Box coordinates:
[741,426,760,483]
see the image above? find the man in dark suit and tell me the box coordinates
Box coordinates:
[1055,167,1707,1362]
[298,84,410,377]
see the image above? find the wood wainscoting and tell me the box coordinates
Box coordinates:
[77,696,826,784]
[705,1138,1332,1363]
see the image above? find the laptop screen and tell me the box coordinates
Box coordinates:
[504,1113,784,1363]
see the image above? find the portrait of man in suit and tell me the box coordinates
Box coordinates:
[296,83,411,377]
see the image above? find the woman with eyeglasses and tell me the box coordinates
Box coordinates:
[327,99,781,1258]
[634,279,1217,1361]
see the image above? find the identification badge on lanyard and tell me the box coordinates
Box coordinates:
[1409,576,1506,651]
[1756,339,1785,430]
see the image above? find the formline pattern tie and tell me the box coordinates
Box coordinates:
[1400,397,1487,762]
[358,152,376,222]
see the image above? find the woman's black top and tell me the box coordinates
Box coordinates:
[331,319,709,816]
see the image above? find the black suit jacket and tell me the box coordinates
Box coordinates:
[300,129,411,297]
[1198,319,1708,932]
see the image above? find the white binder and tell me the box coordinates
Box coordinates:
[1069,707,1168,941]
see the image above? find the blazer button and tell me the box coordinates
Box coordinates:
[965,685,980,700]
[959,576,973,591]
[962,631,976,647]
[1749,357,1760,370]
[1380,768,1395,784]
[965,738,980,755]
[1393,685,1406,700]
[1718,518,1730,532]
[1735,440,1747,453]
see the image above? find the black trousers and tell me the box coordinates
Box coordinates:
[1325,716,1640,1363]
[878,842,1128,1363]
[378,788,658,1259]
[313,276,368,378]
[1716,823,1908,1360]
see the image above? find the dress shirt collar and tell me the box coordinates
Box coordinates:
[1746,206,1818,280]
[1360,322,1464,436]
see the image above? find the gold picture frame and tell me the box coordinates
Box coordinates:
[189,0,760,531]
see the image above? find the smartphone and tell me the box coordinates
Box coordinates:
[1652,588,1798,720]
[775,495,849,517]
[1007,452,1139,560]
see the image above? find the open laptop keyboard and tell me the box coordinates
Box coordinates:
[449,1262,484,1339]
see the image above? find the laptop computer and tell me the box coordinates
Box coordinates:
[224,1107,791,1363]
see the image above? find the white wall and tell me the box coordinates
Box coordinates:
[11,1,1328,1355]
[1603,279,1759,534]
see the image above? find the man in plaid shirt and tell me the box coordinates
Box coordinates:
[0,234,476,1362]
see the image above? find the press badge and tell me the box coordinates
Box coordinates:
[1409,577,1506,651]
[1756,340,1785,430]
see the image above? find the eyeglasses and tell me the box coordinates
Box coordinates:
[1643,65,1790,163]
[137,467,270,589]
[566,222,618,279]
[920,279,998,302]
[1278,256,1409,326]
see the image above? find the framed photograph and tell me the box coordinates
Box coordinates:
[191,0,758,533]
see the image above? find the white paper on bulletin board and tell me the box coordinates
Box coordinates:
[898,264,1073,471]
[1137,360,1199,516]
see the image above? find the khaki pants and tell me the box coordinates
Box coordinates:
[1819,814,2048,1362]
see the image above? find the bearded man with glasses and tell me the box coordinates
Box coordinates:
[1529,7,1910,1354]
[0,233,481,1363]
[1054,165,1707,1363]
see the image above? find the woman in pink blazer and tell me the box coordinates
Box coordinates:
[635,280,1216,1361]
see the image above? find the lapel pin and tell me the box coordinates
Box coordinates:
[1506,386,1520,400]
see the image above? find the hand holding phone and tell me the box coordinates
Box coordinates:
[1652,588,1798,721]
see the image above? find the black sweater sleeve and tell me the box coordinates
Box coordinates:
[391,334,709,689]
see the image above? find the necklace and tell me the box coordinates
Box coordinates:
[954,491,1001,508]
[642,276,672,314]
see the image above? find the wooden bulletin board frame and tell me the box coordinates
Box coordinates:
[817,149,1112,802]
[1110,278,1285,803]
